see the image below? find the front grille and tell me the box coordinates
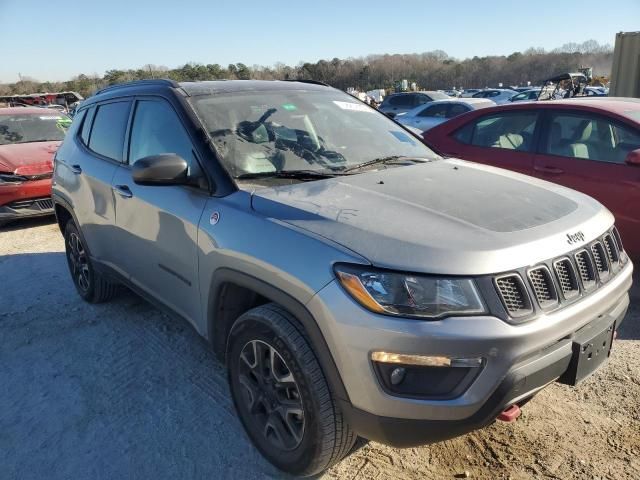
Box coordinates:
[495,274,532,317]
[8,197,54,211]
[574,249,596,291]
[493,227,626,321]
[591,242,610,281]
[527,266,558,308]
[36,198,54,210]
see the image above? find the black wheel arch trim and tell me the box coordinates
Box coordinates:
[208,267,351,403]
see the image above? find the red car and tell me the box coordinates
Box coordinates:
[423,98,640,256]
[0,107,68,226]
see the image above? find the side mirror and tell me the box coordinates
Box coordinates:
[132,154,189,185]
[625,149,640,167]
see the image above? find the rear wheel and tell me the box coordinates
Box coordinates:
[227,304,356,476]
[64,220,118,303]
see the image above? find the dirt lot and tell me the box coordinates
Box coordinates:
[1,217,639,480]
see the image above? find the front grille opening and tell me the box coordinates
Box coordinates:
[603,234,620,268]
[495,274,533,318]
[591,242,610,281]
[612,227,626,262]
[553,258,580,300]
[527,266,558,308]
[574,250,596,291]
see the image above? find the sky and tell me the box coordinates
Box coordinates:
[1,0,638,83]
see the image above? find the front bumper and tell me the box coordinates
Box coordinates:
[0,178,54,222]
[306,261,632,445]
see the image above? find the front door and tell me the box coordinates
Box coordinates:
[111,98,209,323]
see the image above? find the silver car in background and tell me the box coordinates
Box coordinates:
[509,88,542,102]
[378,91,451,118]
[472,88,518,104]
[395,98,495,132]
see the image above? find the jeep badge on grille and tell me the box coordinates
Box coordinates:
[566,231,585,245]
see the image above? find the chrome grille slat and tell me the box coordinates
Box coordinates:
[495,274,532,318]
[527,266,558,308]
[553,258,580,300]
[574,249,596,291]
[603,234,619,267]
[591,241,610,281]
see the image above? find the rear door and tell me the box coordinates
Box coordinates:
[110,97,209,323]
[444,109,541,175]
[55,100,131,263]
[533,109,640,250]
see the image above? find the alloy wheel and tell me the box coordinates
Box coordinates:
[67,231,90,292]
[237,339,305,451]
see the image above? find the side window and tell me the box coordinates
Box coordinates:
[73,109,87,143]
[455,112,538,152]
[80,107,95,145]
[389,95,411,107]
[88,102,131,161]
[448,104,469,118]
[418,104,448,118]
[128,100,198,173]
[544,112,640,164]
[415,95,430,106]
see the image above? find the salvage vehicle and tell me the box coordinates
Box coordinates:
[0,107,68,226]
[52,79,633,476]
[422,98,640,257]
[395,98,495,133]
[378,91,450,118]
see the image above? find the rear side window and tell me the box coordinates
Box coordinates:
[454,112,539,152]
[388,95,415,107]
[79,108,93,145]
[418,104,449,118]
[88,101,131,162]
[448,104,469,118]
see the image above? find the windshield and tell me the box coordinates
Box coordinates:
[0,114,69,145]
[189,90,438,179]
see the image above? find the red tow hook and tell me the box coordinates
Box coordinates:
[497,404,521,422]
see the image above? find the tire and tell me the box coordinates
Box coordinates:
[227,303,356,476]
[63,220,118,303]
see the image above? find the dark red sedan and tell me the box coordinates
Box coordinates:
[423,98,640,256]
[0,107,68,226]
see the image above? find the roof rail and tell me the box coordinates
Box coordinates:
[285,79,330,87]
[94,79,179,96]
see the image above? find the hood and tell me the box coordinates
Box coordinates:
[250,159,613,275]
[0,141,59,175]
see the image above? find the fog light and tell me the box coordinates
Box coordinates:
[371,351,483,368]
[390,367,406,385]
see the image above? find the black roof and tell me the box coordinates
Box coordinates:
[89,78,331,103]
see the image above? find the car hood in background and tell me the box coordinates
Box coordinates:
[250,159,613,275]
[0,141,60,175]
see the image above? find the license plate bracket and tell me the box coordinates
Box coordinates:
[559,321,615,386]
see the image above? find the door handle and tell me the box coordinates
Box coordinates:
[113,184,133,198]
[534,165,564,174]
[70,164,82,174]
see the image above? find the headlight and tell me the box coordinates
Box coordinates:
[334,264,486,319]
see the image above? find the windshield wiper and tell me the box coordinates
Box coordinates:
[340,156,429,173]
[236,169,349,180]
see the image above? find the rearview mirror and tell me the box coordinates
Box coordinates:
[625,149,640,167]
[132,154,189,185]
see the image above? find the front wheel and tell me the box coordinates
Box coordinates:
[227,304,356,476]
[64,220,118,303]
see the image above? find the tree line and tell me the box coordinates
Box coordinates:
[0,40,613,99]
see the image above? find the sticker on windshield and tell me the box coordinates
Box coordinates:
[390,131,416,145]
[282,103,297,111]
[332,101,372,112]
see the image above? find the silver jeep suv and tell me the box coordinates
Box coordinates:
[52,79,633,476]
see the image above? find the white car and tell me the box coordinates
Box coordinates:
[395,98,495,133]
[471,88,518,104]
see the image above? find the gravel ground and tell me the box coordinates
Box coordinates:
[1,217,639,480]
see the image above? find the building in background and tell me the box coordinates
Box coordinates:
[610,31,640,98]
